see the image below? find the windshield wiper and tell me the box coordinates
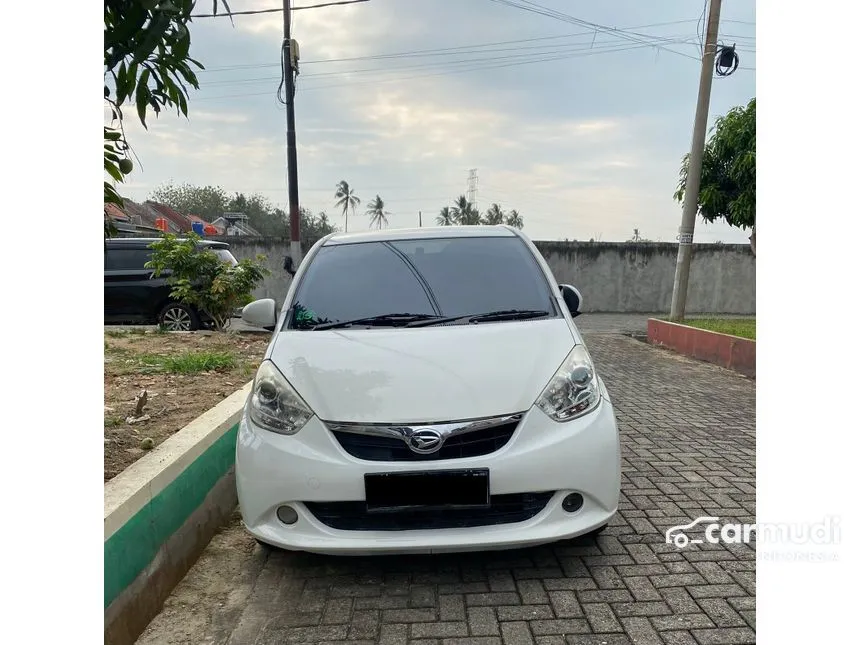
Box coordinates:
[406,309,550,328]
[312,313,442,330]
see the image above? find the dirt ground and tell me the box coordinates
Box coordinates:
[135,512,265,645]
[104,329,270,481]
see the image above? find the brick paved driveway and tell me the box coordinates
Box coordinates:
[138,322,755,645]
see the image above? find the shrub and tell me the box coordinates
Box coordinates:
[146,233,268,330]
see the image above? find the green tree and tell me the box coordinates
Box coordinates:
[299,208,338,244]
[148,182,335,242]
[366,195,391,229]
[334,180,360,232]
[483,203,506,225]
[675,97,756,255]
[505,209,524,229]
[150,182,229,221]
[104,1,232,225]
[436,206,455,226]
[146,233,268,331]
[452,195,480,225]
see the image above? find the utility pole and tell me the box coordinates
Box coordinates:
[669,0,722,321]
[419,211,423,227]
[283,0,302,270]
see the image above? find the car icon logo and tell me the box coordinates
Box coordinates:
[665,516,720,548]
[407,428,444,454]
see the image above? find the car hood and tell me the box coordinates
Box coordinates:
[267,319,576,423]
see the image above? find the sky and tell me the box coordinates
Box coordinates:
[115,0,756,243]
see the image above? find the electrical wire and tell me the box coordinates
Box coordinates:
[696,0,708,55]
[194,20,714,75]
[199,37,697,88]
[485,0,700,62]
[192,40,693,101]
[191,0,370,18]
[277,39,288,104]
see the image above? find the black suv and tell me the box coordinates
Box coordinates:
[104,238,238,330]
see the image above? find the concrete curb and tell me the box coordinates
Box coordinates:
[647,318,755,378]
[104,382,252,645]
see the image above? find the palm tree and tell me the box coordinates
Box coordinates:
[436,206,454,226]
[366,194,390,229]
[505,209,524,229]
[483,203,505,225]
[452,195,480,225]
[334,180,360,232]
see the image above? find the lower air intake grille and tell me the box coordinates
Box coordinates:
[304,492,555,531]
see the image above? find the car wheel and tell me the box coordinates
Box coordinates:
[157,303,200,331]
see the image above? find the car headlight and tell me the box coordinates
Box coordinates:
[536,345,601,421]
[248,360,313,434]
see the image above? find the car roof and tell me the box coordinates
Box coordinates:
[324,225,518,245]
[106,237,230,249]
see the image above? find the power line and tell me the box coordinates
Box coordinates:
[696,0,708,54]
[192,40,704,100]
[191,0,369,18]
[194,19,725,74]
[198,37,698,87]
[485,0,701,62]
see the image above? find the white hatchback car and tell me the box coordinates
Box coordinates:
[236,226,621,555]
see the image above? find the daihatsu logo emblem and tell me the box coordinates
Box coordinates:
[408,428,443,454]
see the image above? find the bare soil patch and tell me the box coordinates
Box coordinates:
[104,329,269,481]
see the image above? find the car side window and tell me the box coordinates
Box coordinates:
[105,248,153,271]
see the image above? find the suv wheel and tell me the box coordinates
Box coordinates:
[158,303,200,331]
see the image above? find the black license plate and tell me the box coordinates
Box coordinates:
[364,469,490,513]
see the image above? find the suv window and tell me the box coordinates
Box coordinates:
[214,249,239,266]
[288,236,556,329]
[105,248,152,271]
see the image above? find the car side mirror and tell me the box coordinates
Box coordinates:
[559,284,583,318]
[242,298,277,331]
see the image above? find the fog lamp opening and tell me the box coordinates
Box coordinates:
[562,493,584,513]
[276,505,299,525]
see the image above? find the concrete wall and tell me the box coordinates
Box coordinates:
[534,242,755,314]
[218,237,755,314]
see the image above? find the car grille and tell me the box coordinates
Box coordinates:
[304,492,555,531]
[330,419,520,462]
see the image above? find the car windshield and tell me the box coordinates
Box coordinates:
[287,236,557,330]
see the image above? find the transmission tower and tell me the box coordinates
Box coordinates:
[467,168,478,211]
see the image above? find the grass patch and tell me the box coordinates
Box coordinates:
[682,318,756,340]
[133,351,236,374]
[105,328,148,338]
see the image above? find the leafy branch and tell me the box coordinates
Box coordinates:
[103,1,232,231]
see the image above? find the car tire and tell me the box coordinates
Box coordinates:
[157,303,200,331]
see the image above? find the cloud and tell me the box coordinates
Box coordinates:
[189,111,250,124]
[110,0,756,244]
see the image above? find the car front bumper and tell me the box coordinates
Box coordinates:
[235,394,621,555]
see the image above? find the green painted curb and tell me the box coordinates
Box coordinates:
[104,423,239,609]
